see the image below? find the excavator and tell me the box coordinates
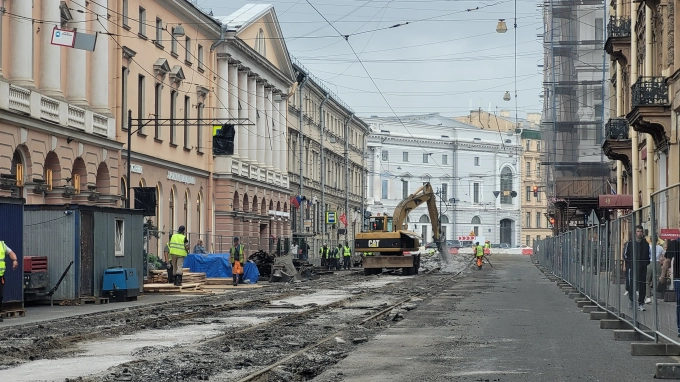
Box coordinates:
[355,182,443,275]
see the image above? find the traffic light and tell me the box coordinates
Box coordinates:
[533,185,538,197]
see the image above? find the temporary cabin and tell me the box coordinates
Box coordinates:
[23,204,144,301]
[0,196,24,309]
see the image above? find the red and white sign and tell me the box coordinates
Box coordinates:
[458,236,476,241]
[51,27,76,48]
[660,229,680,240]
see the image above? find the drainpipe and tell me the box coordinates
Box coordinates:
[344,113,355,242]
[319,93,330,238]
[645,4,654,206]
[631,0,639,210]
[210,24,228,52]
[0,0,5,78]
[298,74,308,238]
[615,0,623,197]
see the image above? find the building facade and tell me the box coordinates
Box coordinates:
[0,0,120,206]
[365,114,522,246]
[287,61,369,248]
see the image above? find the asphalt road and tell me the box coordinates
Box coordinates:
[315,254,673,381]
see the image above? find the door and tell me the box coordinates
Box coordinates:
[80,211,94,297]
[500,219,513,246]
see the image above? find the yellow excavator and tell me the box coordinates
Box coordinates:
[354,182,442,275]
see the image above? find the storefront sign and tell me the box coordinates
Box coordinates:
[130,164,143,174]
[167,171,196,185]
[598,194,633,209]
[660,229,680,240]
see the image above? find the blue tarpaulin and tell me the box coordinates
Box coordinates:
[184,254,259,283]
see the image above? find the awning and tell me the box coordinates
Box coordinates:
[598,194,633,209]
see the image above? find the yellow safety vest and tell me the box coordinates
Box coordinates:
[168,234,188,257]
[484,243,490,249]
[0,241,6,277]
[230,244,244,263]
[319,247,329,258]
[475,246,484,257]
[343,246,351,257]
[334,248,342,258]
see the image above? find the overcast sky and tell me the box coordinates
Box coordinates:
[198,0,544,119]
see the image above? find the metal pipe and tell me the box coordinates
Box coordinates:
[126,109,132,209]
[631,1,639,210]
[344,113,355,242]
[616,61,623,195]
[298,75,308,236]
[1,0,6,78]
[319,93,330,237]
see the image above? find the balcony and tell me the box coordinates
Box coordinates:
[555,177,607,200]
[605,17,631,63]
[0,81,114,140]
[627,76,671,148]
[602,118,631,172]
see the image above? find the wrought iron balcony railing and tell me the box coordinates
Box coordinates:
[607,16,631,38]
[605,118,629,139]
[632,77,669,107]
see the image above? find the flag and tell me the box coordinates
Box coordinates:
[339,213,348,227]
[607,180,616,195]
[290,195,301,208]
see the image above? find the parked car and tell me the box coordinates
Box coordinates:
[425,242,438,249]
[446,240,462,249]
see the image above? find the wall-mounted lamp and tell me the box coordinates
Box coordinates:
[172,25,186,37]
[496,19,508,33]
[503,91,511,101]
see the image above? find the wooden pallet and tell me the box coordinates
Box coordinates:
[80,297,109,305]
[1,309,26,319]
[143,282,204,293]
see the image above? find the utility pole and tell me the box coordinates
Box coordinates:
[344,113,354,242]
[297,74,308,240]
[319,93,330,238]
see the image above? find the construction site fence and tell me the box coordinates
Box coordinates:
[534,182,680,345]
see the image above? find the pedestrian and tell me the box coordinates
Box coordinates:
[230,237,245,286]
[0,240,19,322]
[660,237,680,336]
[625,225,651,311]
[343,242,352,270]
[319,243,329,268]
[167,226,190,286]
[193,239,207,254]
[645,239,665,304]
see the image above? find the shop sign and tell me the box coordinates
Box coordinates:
[167,171,196,185]
[131,164,143,174]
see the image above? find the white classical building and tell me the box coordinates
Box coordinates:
[365,113,522,246]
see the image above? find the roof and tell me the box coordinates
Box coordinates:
[220,4,273,32]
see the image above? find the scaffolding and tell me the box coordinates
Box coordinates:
[540,0,610,232]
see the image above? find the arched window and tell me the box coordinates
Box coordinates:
[471,215,481,236]
[471,216,482,225]
[120,176,128,206]
[255,28,266,56]
[169,187,176,231]
[419,214,430,223]
[183,189,190,232]
[500,167,513,204]
[440,215,449,224]
[197,192,203,235]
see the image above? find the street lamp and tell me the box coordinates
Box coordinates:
[503,91,511,101]
[496,19,508,33]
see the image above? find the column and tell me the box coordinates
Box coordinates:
[90,0,109,113]
[278,100,288,174]
[228,62,239,157]
[67,0,87,104]
[40,0,62,97]
[216,56,229,120]
[256,80,266,165]
[247,75,258,163]
[372,147,381,200]
[272,98,282,173]
[238,67,249,160]
[264,86,274,169]
[9,0,34,87]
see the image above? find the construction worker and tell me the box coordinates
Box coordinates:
[474,241,485,269]
[343,242,352,270]
[0,240,19,322]
[319,243,329,268]
[167,226,190,286]
[484,240,491,249]
[333,244,342,270]
[230,237,245,286]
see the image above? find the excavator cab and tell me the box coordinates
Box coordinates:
[368,216,393,232]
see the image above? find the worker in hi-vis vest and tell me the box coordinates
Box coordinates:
[230,237,245,286]
[167,226,190,286]
[0,240,19,322]
[342,243,352,270]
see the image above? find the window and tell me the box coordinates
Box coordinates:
[115,219,125,257]
[122,0,129,27]
[525,139,531,151]
[403,152,408,162]
[382,151,388,161]
[170,90,177,145]
[382,179,388,199]
[536,141,541,153]
[500,167,513,204]
[525,186,531,201]
[536,189,541,202]
[137,75,145,134]
[473,182,480,203]
[138,7,146,36]
[423,153,429,163]
[594,104,603,121]
[442,155,448,165]
[185,37,191,63]
[197,103,203,153]
[121,67,128,131]
[197,45,204,69]
[171,27,178,55]
[526,235,530,245]
[536,212,542,228]
[441,183,448,201]
[526,160,531,175]
[525,212,531,228]
[536,162,541,176]
[154,83,162,139]
[537,235,541,241]
[402,180,409,198]
[474,157,480,166]
[595,18,603,41]
[184,96,191,149]
[155,18,163,46]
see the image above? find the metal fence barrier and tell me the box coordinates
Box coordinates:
[535,183,680,345]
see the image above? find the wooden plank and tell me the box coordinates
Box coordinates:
[202,284,264,290]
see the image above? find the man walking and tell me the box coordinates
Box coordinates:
[167,226,190,286]
[0,240,19,322]
[230,237,245,286]
[626,225,651,311]
[342,242,352,270]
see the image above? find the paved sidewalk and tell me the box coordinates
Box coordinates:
[316,254,673,381]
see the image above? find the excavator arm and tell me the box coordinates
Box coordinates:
[392,183,441,242]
